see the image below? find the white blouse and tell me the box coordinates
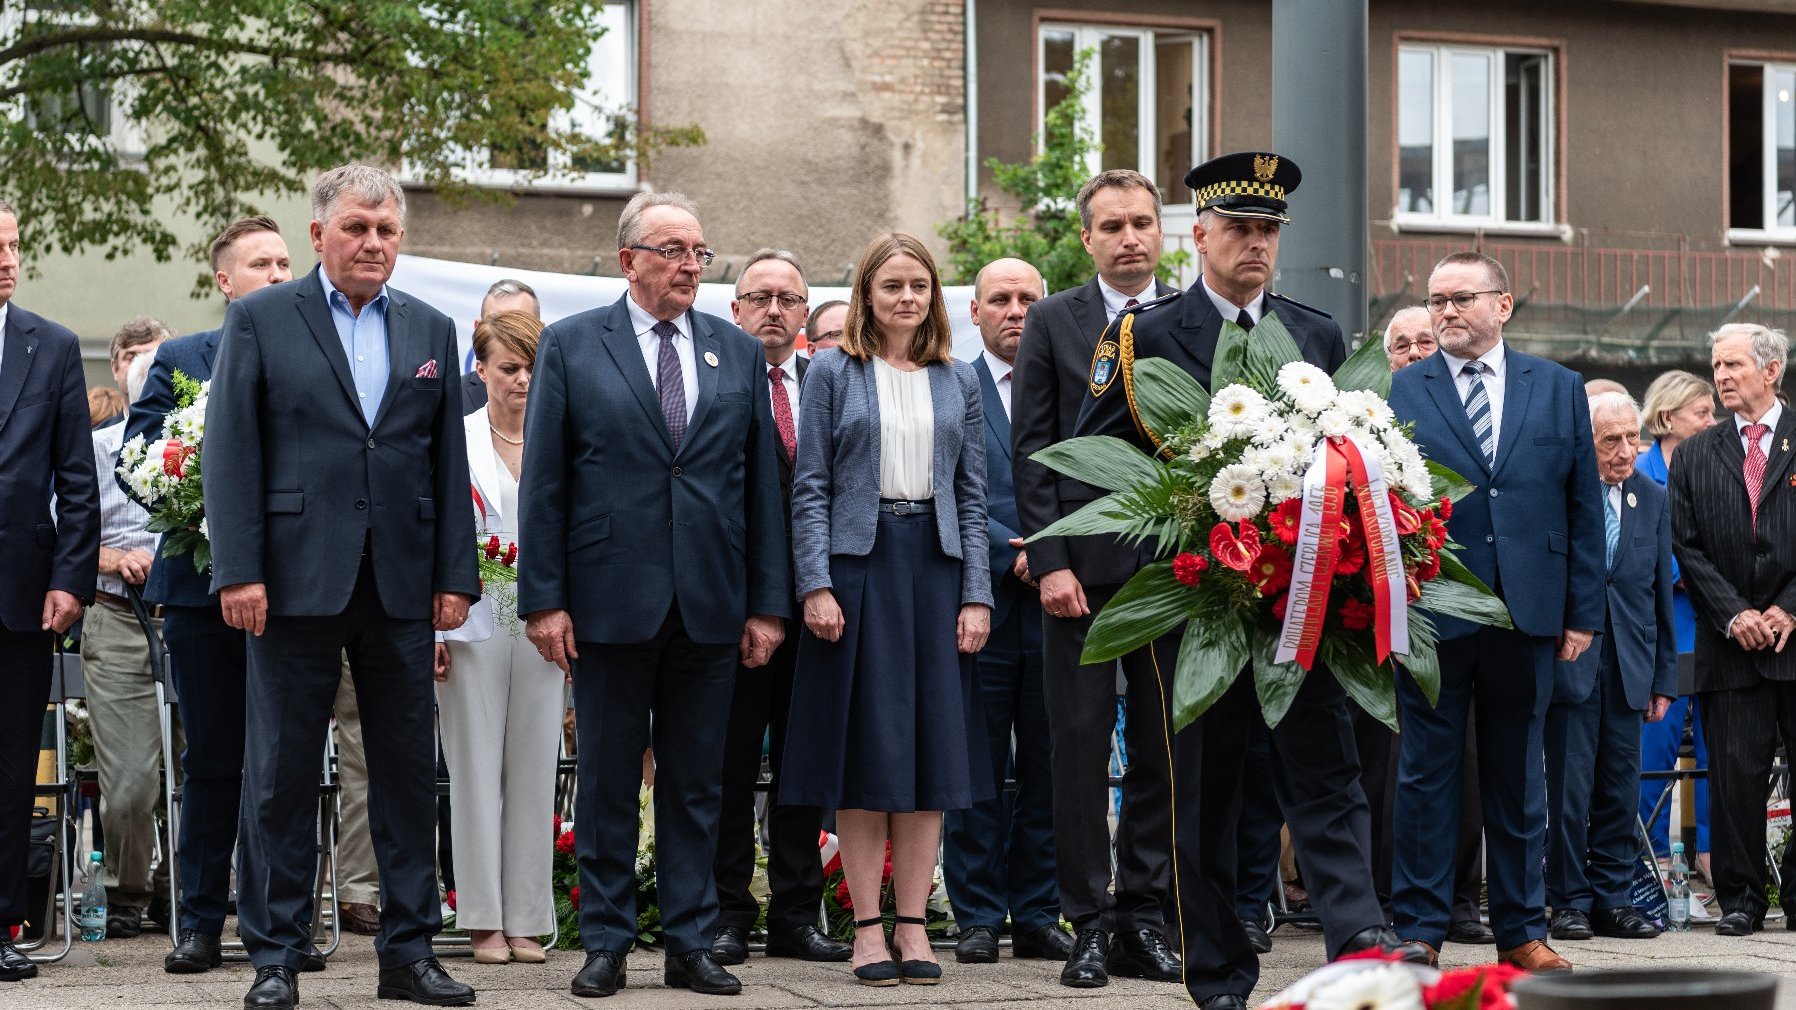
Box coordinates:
[874,358,934,501]
[490,442,520,542]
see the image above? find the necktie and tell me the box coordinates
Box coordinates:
[1461,361,1495,467]
[1745,422,1770,532]
[769,365,796,465]
[1124,298,1140,309]
[1236,308,1255,331]
[1603,485,1619,569]
[653,320,686,451]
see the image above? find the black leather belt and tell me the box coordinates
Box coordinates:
[879,499,933,516]
[96,590,163,619]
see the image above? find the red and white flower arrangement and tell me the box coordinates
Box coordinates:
[117,371,212,572]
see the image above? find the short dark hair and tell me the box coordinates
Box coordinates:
[1433,251,1510,293]
[109,315,173,365]
[1075,170,1163,231]
[805,299,846,342]
[208,216,282,273]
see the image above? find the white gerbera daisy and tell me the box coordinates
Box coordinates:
[1207,384,1272,441]
[1306,963,1426,1010]
[1277,361,1337,415]
[1209,463,1268,522]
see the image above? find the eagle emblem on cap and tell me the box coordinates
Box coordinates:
[1253,154,1279,183]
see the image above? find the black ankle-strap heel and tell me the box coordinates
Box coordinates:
[893,915,942,985]
[852,917,899,987]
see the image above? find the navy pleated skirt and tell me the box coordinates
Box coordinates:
[779,511,993,813]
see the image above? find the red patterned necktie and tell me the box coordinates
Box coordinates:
[769,365,796,465]
[1745,423,1770,532]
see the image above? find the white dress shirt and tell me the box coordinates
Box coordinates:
[1438,341,1508,460]
[1099,276,1157,324]
[980,348,1014,421]
[766,347,802,422]
[1201,276,1266,327]
[626,294,698,423]
[0,301,10,379]
[1736,400,1783,457]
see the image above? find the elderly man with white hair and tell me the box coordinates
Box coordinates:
[1383,305,1437,372]
[1542,390,1677,943]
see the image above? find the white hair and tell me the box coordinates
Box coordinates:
[1587,390,1641,432]
[616,191,700,250]
[1711,322,1789,378]
[1383,305,1431,351]
[311,164,406,226]
[126,348,157,404]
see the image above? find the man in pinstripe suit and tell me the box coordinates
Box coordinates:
[1668,323,1796,936]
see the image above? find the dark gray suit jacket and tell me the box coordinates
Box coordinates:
[203,268,479,619]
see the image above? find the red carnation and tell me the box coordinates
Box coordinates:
[569,886,580,910]
[1270,592,1290,621]
[1269,498,1304,545]
[1426,964,1527,1010]
[503,542,518,568]
[553,814,563,834]
[1338,597,1376,631]
[446,890,457,912]
[836,877,854,912]
[485,534,502,559]
[1438,495,1454,520]
[1251,544,1294,595]
[1415,549,1442,582]
[1172,552,1209,587]
[1388,492,1422,535]
[555,830,576,856]
[1422,515,1449,550]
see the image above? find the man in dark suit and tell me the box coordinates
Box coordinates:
[460,278,539,414]
[0,200,99,984]
[1544,390,1676,942]
[706,249,847,967]
[205,165,479,1010]
[519,191,789,999]
[1075,153,1413,1010]
[1669,322,1796,936]
[1388,251,1605,974]
[1011,169,1181,989]
[941,258,1073,966]
[121,216,300,974]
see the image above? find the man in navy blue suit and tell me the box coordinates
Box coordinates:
[120,215,295,975]
[0,199,99,984]
[943,258,1073,966]
[1543,390,1676,943]
[518,191,790,999]
[1388,251,1606,973]
[205,166,479,1009]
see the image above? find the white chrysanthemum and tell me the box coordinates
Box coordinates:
[1209,463,1268,522]
[1266,470,1303,502]
[1306,964,1426,1010]
[1248,440,1298,478]
[1338,389,1395,430]
[1316,407,1355,437]
[1186,440,1214,463]
[1207,384,1272,441]
[1277,361,1337,415]
[1201,428,1229,451]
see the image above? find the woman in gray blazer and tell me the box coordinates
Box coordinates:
[781,233,995,986]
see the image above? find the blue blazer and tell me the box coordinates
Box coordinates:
[1388,346,1606,640]
[120,328,221,608]
[1637,439,1697,653]
[203,268,479,619]
[1552,472,1679,708]
[790,349,992,608]
[516,295,791,645]
[973,356,1028,628]
[0,303,99,631]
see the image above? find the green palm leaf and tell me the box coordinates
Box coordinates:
[1331,332,1394,398]
[1030,436,1163,493]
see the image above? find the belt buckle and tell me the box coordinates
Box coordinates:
[891,500,915,515]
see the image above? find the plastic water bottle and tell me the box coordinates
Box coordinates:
[1666,842,1691,932]
[78,851,108,942]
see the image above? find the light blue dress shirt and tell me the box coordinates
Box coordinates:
[318,267,391,425]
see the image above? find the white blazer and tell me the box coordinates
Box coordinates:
[442,406,507,644]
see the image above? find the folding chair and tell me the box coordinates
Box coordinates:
[20,644,80,964]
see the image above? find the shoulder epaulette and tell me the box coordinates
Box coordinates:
[1124,290,1183,317]
[1266,290,1333,319]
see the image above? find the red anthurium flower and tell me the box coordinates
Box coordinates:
[1269,498,1304,545]
[1406,573,1423,603]
[1210,522,1262,572]
[1252,544,1294,595]
[1438,496,1454,520]
[485,534,502,559]
[1388,492,1422,535]
[1338,596,1376,631]
[1172,552,1209,587]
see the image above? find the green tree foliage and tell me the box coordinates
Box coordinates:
[0,1,700,285]
[939,48,1190,294]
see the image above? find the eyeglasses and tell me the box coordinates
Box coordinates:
[1388,337,1437,354]
[737,291,807,310]
[1425,290,1504,313]
[809,329,844,344]
[630,243,716,267]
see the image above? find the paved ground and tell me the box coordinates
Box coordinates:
[7,921,1796,1009]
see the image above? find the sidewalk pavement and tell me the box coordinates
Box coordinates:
[4,922,1794,1009]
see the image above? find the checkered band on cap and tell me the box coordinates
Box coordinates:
[1195,179,1288,206]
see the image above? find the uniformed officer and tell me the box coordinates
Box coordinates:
[1073,152,1427,1010]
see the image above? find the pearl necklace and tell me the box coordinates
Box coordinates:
[489,424,524,446]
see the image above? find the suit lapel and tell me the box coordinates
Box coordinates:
[199,328,222,374]
[1491,351,1533,479]
[368,291,414,433]
[1171,284,1222,388]
[1760,407,1796,497]
[464,408,503,529]
[1712,415,1748,494]
[1610,476,1641,573]
[681,314,721,458]
[598,298,676,454]
[1421,353,1489,476]
[1069,279,1108,353]
[0,310,39,437]
[296,270,363,418]
[973,356,1010,461]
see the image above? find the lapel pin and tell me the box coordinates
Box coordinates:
[1784,437,1791,453]
[1626,491,1637,509]
[704,350,719,368]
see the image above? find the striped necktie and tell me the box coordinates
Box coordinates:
[1603,484,1619,568]
[653,320,687,451]
[1745,423,1770,532]
[1461,361,1495,467]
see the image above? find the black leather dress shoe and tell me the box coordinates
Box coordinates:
[1715,910,1760,936]
[665,949,741,995]
[244,966,298,1009]
[0,940,38,982]
[1240,918,1273,954]
[1447,918,1497,945]
[298,945,327,973]
[1335,925,1430,965]
[1011,923,1075,960]
[165,929,222,974]
[1059,928,1109,988]
[376,957,475,1006]
[1109,927,1181,982]
[1199,997,1249,1010]
[570,951,626,997]
[764,924,850,962]
[954,924,998,963]
[709,924,747,966]
[1591,906,1661,939]
[1549,908,1594,941]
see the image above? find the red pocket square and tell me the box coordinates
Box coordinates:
[416,359,439,379]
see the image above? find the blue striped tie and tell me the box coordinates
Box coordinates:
[653,320,687,451]
[1603,485,1619,568]
[1461,361,1495,467]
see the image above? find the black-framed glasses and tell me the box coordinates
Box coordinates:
[1425,290,1504,313]
[630,243,715,266]
[737,291,807,310]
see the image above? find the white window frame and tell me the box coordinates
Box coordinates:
[1036,22,1209,189]
[1394,41,1556,235]
[1,4,147,162]
[1727,60,1796,244]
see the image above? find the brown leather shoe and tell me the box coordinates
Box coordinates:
[339,901,381,936]
[1498,938,1572,973]
[1401,939,1439,967]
